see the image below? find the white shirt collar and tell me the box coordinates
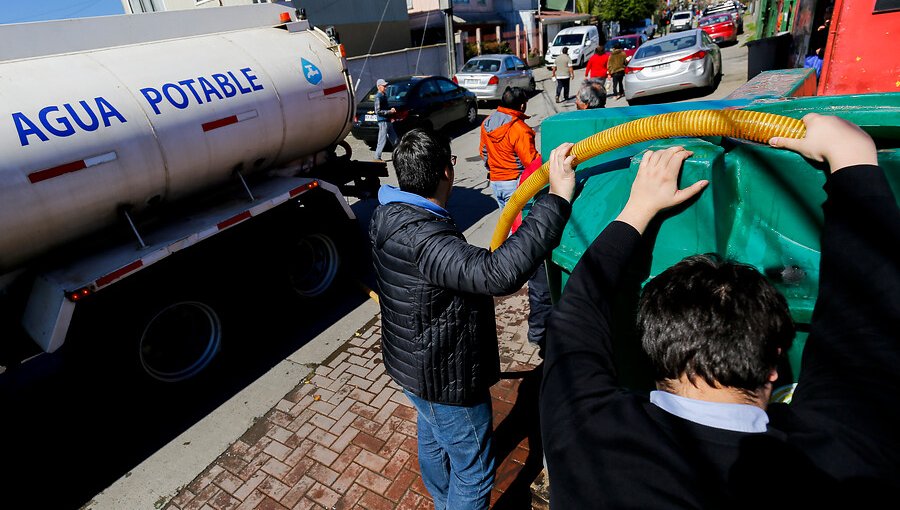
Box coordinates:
[650,390,769,433]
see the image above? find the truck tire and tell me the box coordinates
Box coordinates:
[287,232,341,298]
[139,300,222,383]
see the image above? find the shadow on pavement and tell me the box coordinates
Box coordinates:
[491,365,544,510]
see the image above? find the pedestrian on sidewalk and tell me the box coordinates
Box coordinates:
[540,115,900,508]
[369,128,575,510]
[373,78,399,161]
[552,47,574,103]
[480,86,539,210]
[607,43,627,99]
[584,46,609,91]
[481,87,552,352]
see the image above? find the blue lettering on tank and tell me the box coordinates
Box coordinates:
[300,59,322,85]
[96,97,127,127]
[228,71,253,94]
[11,96,127,146]
[162,83,190,109]
[241,68,265,91]
[39,106,77,138]
[198,76,224,102]
[12,112,49,146]
[179,79,204,104]
[141,87,164,115]
[65,101,100,131]
[213,74,237,98]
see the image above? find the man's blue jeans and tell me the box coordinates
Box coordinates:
[375,120,399,160]
[490,179,519,210]
[404,390,495,510]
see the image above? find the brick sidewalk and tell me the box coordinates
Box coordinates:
[165,288,545,510]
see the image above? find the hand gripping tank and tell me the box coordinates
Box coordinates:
[0,6,353,273]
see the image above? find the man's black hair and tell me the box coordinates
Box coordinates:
[501,86,528,110]
[613,42,622,49]
[562,46,569,54]
[392,128,452,198]
[637,254,795,394]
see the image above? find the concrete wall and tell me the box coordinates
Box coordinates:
[295,0,411,56]
[347,44,451,103]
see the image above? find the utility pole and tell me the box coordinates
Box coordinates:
[441,0,457,76]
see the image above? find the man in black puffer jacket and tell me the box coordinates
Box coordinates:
[369,129,575,510]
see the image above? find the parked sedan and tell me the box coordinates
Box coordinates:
[699,13,738,44]
[351,75,478,146]
[453,54,535,101]
[603,33,646,59]
[622,29,722,104]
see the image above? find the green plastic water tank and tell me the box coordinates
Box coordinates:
[534,92,900,388]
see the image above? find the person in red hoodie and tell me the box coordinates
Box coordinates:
[480,87,539,210]
[583,46,609,91]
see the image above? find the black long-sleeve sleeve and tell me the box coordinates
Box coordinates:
[786,164,900,479]
[417,194,571,296]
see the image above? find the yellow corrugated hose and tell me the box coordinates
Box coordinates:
[489,109,806,251]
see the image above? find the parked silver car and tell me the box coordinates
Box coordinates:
[622,29,722,104]
[453,54,536,101]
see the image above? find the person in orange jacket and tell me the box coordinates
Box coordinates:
[480,87,539,209]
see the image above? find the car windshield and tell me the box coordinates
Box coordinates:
[673,12,692,20]
[363,80,414,103]
[553,34,584,46]
[700,14,733,25]
[461,59,502,73]
[633,34,697,59]
[604,37,638,51]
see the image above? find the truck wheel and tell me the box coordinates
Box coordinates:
[139,301,222,383]
[287,232,340,298]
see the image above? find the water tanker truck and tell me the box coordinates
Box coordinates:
[0,5,383,381]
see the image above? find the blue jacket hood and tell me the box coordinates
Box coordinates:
[378,185,449,218]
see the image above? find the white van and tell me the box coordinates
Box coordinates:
[544,25,600,69]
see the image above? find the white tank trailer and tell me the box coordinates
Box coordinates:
[0,5,382,381]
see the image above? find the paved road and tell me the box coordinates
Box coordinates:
[4,27,752,510]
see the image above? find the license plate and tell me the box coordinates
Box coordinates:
[655,63,671,70]
[465,79,479,86]
[364,114,377,122]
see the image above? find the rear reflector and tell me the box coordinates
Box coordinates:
[66,287,93,302]
[290,180,320,197]
[488,75,499,85]
[625,66,644,74]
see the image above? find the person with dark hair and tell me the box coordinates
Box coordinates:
[480,86,539,210]
[607,42,627,99]
[552,46,574,103]
[370,128,576,510]
[575,81,607,110]
[540,114,900,508]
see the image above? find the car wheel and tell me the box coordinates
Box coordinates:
[465,102,478,125]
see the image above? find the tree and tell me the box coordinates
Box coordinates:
[575,0,603,15]
[595,0,659,22]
